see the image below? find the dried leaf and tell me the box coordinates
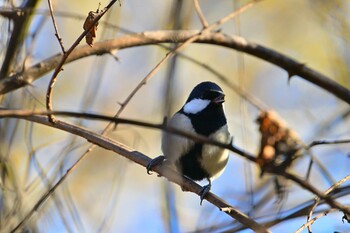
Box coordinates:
[83,11,99,47]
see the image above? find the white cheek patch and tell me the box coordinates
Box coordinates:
[183,98,210,114]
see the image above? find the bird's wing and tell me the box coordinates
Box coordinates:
[161,113,196,163]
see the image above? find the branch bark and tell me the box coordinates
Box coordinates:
[1,30,349,104]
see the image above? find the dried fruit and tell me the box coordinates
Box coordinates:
[256,111,301,175]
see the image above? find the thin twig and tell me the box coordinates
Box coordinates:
[24,119,75,232]
[228,184,350,231]
[47,0,65,53]
[193,0,209,28]
[279,170,350,217]
[306,173,350,233]
[308,139,350,148]
[295,209,335,233]
[45,0,120,123]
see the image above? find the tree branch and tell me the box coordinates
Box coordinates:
[5,113,269,233]
[1,30,350,104]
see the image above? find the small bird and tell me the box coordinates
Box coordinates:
[147,81,231,204]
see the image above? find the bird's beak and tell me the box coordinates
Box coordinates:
[211,91,225,105]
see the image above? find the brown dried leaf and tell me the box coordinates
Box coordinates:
[83,11,99,47]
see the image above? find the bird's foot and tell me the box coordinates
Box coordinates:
[199,183,211,205]
[146,155,165,175]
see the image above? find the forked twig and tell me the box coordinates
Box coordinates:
[306,173,350,232]
[295,209,336,233]
[193,0,209,28]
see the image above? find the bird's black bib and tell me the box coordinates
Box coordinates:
[178,103,227,181]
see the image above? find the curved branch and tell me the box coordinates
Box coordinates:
[1,30,350,104]
[45,0,120,123]
[7,114,269,233]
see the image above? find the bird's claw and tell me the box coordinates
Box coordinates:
[199,184,211,205]
[146,155,165,175]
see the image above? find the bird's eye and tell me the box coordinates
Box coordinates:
[203,90,221,100]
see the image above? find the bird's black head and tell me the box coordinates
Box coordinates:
[187,81,225,103]
[183,81,225,115]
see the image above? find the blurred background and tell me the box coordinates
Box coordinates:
[1,0,350,232]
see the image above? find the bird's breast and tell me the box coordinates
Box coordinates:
[200,125,230,179]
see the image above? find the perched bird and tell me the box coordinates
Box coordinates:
[147,81,231,204]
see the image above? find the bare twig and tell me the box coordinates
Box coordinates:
[228,184,350,232]
[306,173,350,233]
[24,119,75,232]
[45,0,120,123]
[47,0,65,53]
[279,171,350,217]
[193,0,209,28]
[295,209,335,233]
[308,139,350,148]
